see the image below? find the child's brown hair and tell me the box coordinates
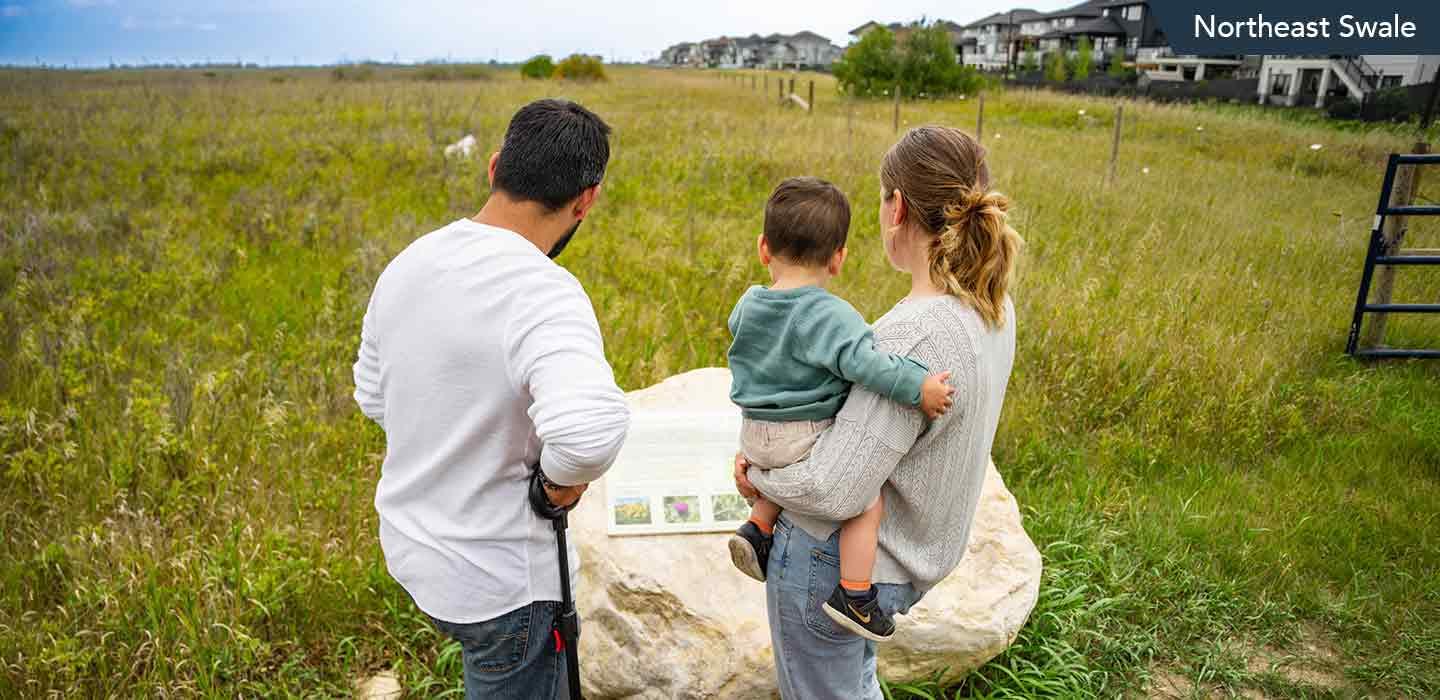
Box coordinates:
[763,177,851,267]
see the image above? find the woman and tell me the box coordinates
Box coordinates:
[736,125,1022,699]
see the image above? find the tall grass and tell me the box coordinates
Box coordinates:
[1,66,1438,697]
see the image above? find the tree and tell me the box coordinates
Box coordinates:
[897,22,982,97]
[1021,49,1038,73]
[520,55,554,80]
[1107,46,1127,77]
[834,21,982,98]
[554,54,606,81]
[1071,37,1093,81]
[833,26,897,97]
[1044,50,1067,83]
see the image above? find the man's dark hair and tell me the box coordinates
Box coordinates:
[493,99,611,212]
[763,177,851,266]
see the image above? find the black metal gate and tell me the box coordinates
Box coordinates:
[1345,152,1440,359]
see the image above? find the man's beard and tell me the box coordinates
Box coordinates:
[548,220,582,260]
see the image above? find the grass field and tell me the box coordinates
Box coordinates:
[2,65,1439,698]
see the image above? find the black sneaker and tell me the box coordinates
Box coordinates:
[727,522,772,582]
[822,585,896,642]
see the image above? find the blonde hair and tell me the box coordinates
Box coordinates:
[880,126,1022,328]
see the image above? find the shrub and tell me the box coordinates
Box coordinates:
[1070,37,1093,81]
[1370,87,1412,122]
[520,55,555,80]
[1044,51,1068,83]
[1327,97,1361,120]
[419,64,492,81]
[553,54,606,81]
[331,65,375,82]
[1107,47,1127,78]
[835,22,982,98]
[1021,49,1038,73]
[834,27,898,96]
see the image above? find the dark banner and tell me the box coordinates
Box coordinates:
[1149,1,1440,54]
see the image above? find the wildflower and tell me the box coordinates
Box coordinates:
[1142,167,1151,174]
[1078,109,1086,115]
[1196,126,1205,132]
[1310,143,1323,150]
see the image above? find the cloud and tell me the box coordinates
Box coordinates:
[68,0,116,7]
[1,4,25,17]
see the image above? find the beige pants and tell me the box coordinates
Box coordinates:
[739,418,834,470]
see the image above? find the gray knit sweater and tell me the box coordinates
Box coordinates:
[747,294,1015,592]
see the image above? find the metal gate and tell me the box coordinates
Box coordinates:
[1346,152,1440,359]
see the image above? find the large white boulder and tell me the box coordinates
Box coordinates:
[570,368,1042,699]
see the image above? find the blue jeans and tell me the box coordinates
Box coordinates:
[766,515,923,700]
[430,601,573,700]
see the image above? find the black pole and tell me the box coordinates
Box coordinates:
[1420,71,1440,132]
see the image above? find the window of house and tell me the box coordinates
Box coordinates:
[1381,75,1403,88]
[1129,37,1139,51]
[1124,5,1143,21]
[1271,73,1291,95]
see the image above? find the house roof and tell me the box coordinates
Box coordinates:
[1042,0,1108,20]
[790,30,831,42]
[964,9,1045,29]
[848,20,908,36]
[1041,15,1127,37]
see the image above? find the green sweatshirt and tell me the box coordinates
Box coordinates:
[726,285,928,421]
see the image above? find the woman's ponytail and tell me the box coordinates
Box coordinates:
[881,127,1023,329]
[930,188,1021,328]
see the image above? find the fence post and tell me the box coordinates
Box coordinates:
[764,73,768,93]
[893,83,901,133]
[788,77,795,97]
[1108,105,1124,182]
[808,80,814,113]
[977,93,985,142]
[1363,141,1430,347]
[778,76,784,102]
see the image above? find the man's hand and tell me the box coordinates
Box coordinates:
[733,452,758,500]
[544,482,588,509]
[919,370,955,420]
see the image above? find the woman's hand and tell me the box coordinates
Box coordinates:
[733,452,759,500]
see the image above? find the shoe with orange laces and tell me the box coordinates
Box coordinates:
[821,584,895,642]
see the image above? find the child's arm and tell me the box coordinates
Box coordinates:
[799,298,955,419]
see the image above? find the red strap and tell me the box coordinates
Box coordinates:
[553,628,565,652]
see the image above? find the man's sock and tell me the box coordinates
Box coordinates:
[840,578,875,601]
[748,516,774,536]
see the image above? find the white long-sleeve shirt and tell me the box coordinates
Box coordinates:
[353,218,630,624]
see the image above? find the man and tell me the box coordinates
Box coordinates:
[353,99,630,699]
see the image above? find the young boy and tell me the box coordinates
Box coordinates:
[726,176,953,642]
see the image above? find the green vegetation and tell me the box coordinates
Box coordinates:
[836,23,983,98]
[1070,38,1093,81]
[1107,47,1127,79]
[2,66,1439,698]
[1021,49,1039,74]
[553,54,606,82]
[1045,50,1068,83]
[520,54,555,80]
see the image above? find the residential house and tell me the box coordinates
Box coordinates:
[662,31,841,70]
[1033,0,1123,66]
[961,10,1044,71]
[1258,55,1440,107]
[659,42,700,67]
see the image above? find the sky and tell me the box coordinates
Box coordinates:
[0,0,1081,67]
